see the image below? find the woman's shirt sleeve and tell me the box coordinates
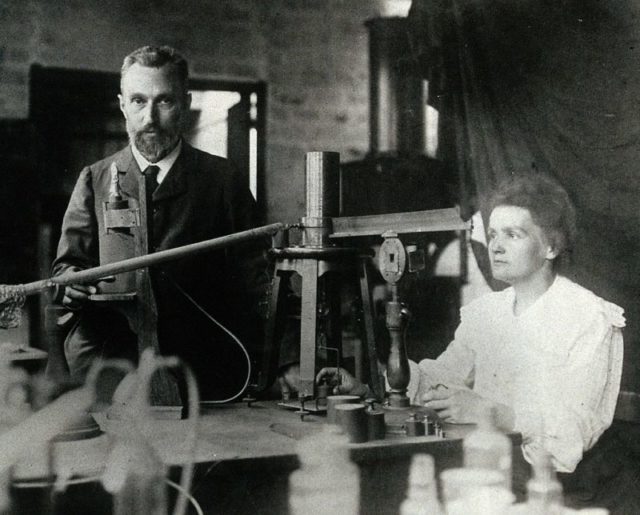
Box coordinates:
[408,305,478,404]
[513,302,624,473]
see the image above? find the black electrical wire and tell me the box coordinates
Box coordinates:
[161,272,252,404]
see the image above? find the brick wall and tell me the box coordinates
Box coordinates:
[0,0,383,223]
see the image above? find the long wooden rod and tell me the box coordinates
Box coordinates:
[20,223,285,296]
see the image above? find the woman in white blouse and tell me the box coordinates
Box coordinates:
[319,173,625,473]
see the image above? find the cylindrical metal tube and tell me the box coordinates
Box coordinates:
[366,409,386,441]
[326,395,361,425]
[302,151,340,247]
[405,414,425,437]
[20,223,285,296]
[425,415,435,436]
[336,403,368,443]
[316,383,331,408]
[305,151,340,219]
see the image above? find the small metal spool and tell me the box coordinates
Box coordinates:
[316,382,331,408]
[425,415,435,435]
[404,413,425,437]
[365,400,386,441]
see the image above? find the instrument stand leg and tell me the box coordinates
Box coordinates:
[298,259,319,399]
[358,259,384,401]
[254,270,286,394]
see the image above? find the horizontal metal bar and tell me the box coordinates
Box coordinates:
[20,223,286,296]
[330,208,470,239]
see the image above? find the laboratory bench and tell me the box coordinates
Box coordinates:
[14,400,529,515]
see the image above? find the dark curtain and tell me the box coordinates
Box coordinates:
[408,0,640,391]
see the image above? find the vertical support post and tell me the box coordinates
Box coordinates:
[255,269,285,392]
[299,259,319,398]
[325,272,343,370]
[379,233,411,407]
[358,259,384,400]
[385,286,411,408]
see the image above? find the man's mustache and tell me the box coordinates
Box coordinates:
[139,124,165,135]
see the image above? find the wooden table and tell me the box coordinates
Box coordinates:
[14,401,527,515]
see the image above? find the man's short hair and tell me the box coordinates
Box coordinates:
[120,45,189,91]
[488,173,577,257]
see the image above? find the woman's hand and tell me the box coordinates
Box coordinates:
[422,386,493,424]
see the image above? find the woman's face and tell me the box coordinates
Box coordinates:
[487,205,557,285]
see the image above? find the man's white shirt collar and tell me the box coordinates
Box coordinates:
[131,140,183,184]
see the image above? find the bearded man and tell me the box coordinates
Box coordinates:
[51,46,267,400]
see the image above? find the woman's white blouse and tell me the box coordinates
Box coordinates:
[409,275,625,473]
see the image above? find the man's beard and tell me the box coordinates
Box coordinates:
[129,124,180,163]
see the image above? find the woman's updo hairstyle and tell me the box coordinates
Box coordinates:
[488,173,577,259]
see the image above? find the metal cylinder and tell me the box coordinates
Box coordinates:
[336,403,368,443]
[302,152,340,247]
[405,414,425,437]
[305,151,340,219]
[366,409,386,441]
[425,415,435,436]
[366,18,425,155]
[316,383,331,408]
[326,395,361,425]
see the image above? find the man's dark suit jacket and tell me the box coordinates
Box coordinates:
[52,142,268,399]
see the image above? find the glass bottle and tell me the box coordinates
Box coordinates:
[526,451,564,515]
[400,454,443,515]
[103,429,167,515]
[289,425,359,515]
[0,361,31,515]
[463,405,512,491]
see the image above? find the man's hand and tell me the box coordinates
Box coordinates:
[59,267,98,310]
[316,367,368,397]
[279,363,300,394]
[62,284,97,310]
[422,386,492,424]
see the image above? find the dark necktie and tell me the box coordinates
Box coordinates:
[143,165,160,250]
[144,165,160,196]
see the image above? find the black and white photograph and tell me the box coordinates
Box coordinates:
[0,0,638,513]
